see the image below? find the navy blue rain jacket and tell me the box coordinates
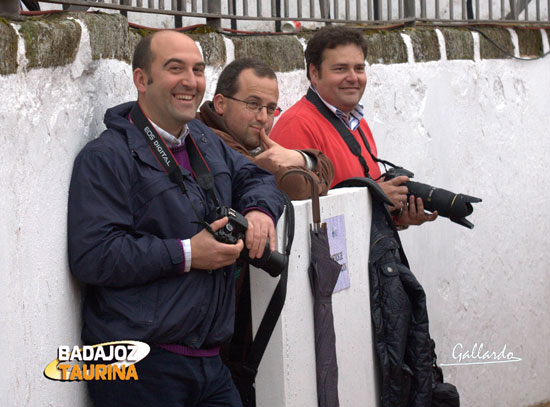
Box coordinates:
[68,102,284,348]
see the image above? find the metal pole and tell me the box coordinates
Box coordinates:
[398,0,403,19]
[0,0,20,18]
[404,0,414,18]
[174,0,183,28]
[230,0,237,30]
[275,0,281,32]
[319,0,329,18]
[207,0,221,28]
[367,0,372,20]
[466,0,473,19]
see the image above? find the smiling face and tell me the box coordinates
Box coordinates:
[213,68,279,150]
[133,31,206,136]
[309,43,366,115]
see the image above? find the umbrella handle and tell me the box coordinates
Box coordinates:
[280,169,321,228]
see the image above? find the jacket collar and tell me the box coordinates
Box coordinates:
[103,102,178,174]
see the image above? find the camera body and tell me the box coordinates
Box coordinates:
[212,206,288,277]
[384,167,481,229]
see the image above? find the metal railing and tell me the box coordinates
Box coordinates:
[7,0,550,28]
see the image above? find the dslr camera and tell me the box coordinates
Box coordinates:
[211,206,288,277]
[384,167,481,229]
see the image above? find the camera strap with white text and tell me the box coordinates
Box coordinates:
[129,102,221,229]
[130,102,291,405]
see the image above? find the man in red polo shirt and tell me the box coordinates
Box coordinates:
[270,26,438,227]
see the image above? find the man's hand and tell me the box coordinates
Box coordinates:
[244,210,276,260]
[378,176,409,211]
[394,195,439,227]
[190,217,244,270]
[255,129,306,167]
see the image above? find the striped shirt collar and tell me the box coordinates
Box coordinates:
[310,85,364,131]
[149,120,189,148]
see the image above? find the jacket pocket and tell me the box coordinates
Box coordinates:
[97,284,159,326]
[208,160,233,206]
[133,175,177,211]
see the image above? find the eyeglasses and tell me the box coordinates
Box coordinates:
[223,95,282,117]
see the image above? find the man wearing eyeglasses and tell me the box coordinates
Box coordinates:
[198,58,334,200]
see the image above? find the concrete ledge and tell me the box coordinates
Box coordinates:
[232,35,304,72]
[439,27,474,60]
[69,12,131,62]
[18,15,81,69]
[516,28,543,57]
[0,20,18,74]
[477,26,515,59]
[407,27,441,62]
[190,31,227,67]
[364,30,408,64]
[0,12,547,74]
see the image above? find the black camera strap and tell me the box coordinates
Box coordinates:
[130,102,290,400]
[129,102,220,228]
[305,88,397,179]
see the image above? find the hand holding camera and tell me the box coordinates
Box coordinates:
[383,167,482,229]
[210,206,288,277]
[190,217,245,270]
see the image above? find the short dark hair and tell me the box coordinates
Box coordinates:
[305,26,368,80]
[215,58,277,97]
[132,33,154,74]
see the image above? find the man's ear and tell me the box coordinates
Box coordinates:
[213,94,226,115]
[309,64,320,88]
[133,68,148,94]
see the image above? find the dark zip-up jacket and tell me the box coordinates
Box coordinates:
[68,102,284,348]
[369,200,433,406]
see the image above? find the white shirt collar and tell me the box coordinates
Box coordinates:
[149,120,189,148]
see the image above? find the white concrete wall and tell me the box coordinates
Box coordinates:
[250,188,379,407]
[1,20,550,407]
